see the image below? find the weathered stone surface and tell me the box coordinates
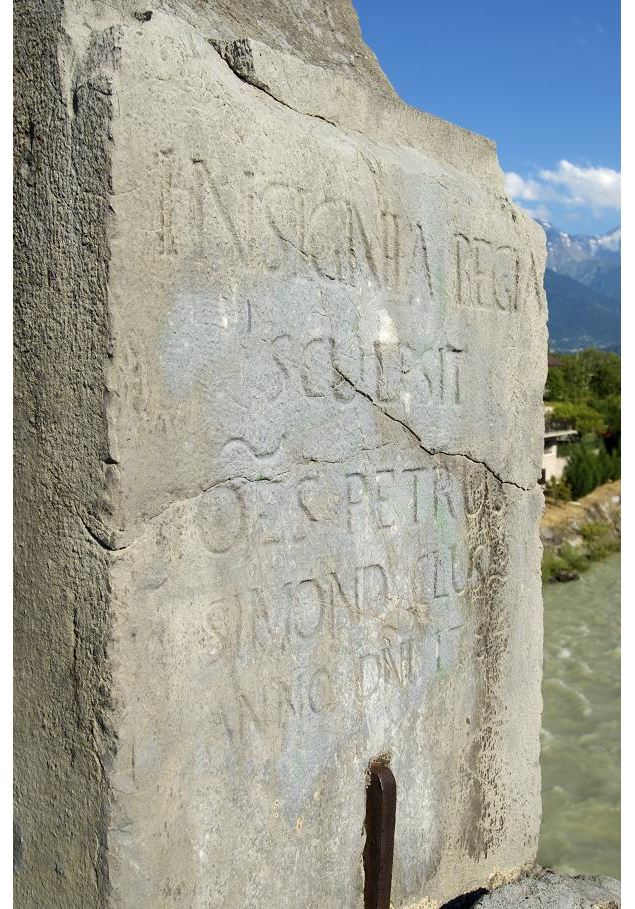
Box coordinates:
[14,2,548,907]
[473,870,620,908]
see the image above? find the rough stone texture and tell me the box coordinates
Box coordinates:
[473,870,620,908]
[14,2,548,907]
[14,3,115,905]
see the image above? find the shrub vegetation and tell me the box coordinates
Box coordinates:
[544,348,620,502]
[542,522,620,583]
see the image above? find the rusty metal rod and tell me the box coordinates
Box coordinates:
[363,762,397,909]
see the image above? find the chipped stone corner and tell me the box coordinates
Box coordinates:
[210,37,271,93]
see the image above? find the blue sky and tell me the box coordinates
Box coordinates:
[353,0,620,236]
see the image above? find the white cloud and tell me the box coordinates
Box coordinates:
[539,160,621,210]
[505,160,621,213]
[518,203,552,222]
[504,171,542,201]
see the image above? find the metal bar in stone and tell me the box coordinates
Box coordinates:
[363,762,397,909]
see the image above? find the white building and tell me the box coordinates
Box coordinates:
[541,406,579,484]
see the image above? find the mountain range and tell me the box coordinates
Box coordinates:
[536,219,621,353]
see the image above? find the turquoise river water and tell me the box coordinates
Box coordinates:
[538,553,621,878]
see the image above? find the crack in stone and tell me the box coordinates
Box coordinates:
[209,39,339,129]
[85,393,535,555]
[81,473,291,553]
[201,46,537,493]
[81,517,130,553]
[144,472,292,522]
[332,367,534,492]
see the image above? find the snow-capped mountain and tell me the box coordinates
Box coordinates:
[589,226,621,253]
[535,219,621,297]
[534,220,621,352]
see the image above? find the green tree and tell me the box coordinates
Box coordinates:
[595,445,614,485]
[584,350,621,399]
[549,401,606,435]
[545,477,572,502]
[564,444,598,498]
[544,366,567,401]
[593,394,621,435]
[545,349,621,403]
[560,355,592,402]
[563,437,618,498]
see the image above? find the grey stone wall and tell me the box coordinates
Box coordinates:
[14,3,115,905]
[14,3,548,906]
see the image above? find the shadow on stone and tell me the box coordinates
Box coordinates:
[440,889,489,909]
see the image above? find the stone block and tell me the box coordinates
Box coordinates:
[14,2,547,906]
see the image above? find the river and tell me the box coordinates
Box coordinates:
[538,553,620,878]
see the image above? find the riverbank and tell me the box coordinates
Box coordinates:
[540,480,621,583]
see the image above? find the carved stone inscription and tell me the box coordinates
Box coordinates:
[454,233,544,312]
[157,155,544,315]
[108,35,546,905]
[153,460,509,751]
